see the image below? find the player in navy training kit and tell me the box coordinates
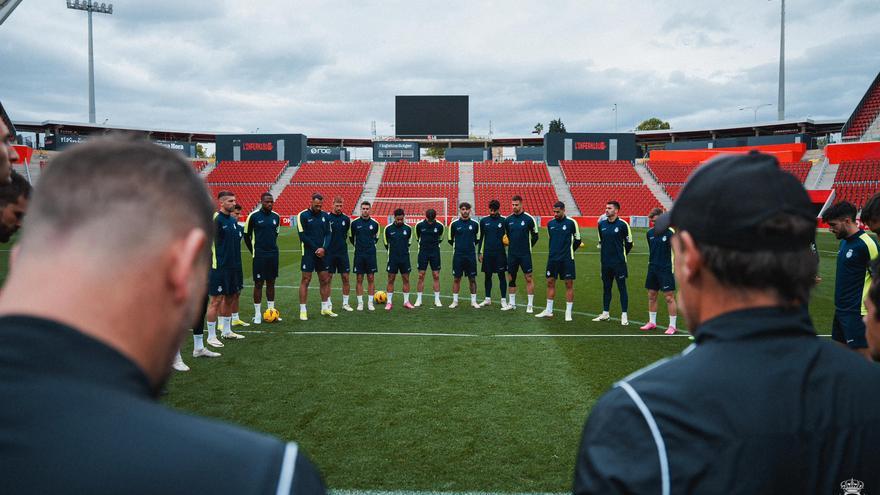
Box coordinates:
[226,203,250,330]
[448,202,481,308]
[478,199,510,309]
[383,208,414,310]
[349,201,380,311]
[327,196,353,312]
[823,201,879,360]
[244,192,281,324]
[296,193,333,321]
[505,195,539,312]
[639,207,678,334]
[593,200,633,325]
[536,201,581,321]
[414,208,444,307]
[207,191,245,349]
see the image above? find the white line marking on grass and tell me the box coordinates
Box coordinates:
[244,285,691,335]
[495,334,691,338]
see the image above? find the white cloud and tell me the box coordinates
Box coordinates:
[1,0,877,137]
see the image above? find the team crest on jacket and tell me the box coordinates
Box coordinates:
[469,225,473,230]
[846,249,854,258]
[369,225,373,230]
[614,227,619,232]
[562,225,567,230]
[839,478,864,495]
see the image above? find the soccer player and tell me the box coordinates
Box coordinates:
[0,170,31,243]
[822,201,879,360]
[349,201,380,311]
[592,200,633,325]
[478,199,510,309]
[206,191,245,348]
[414,208,444,307]
[504,195,539,312]
[326,196,353,312]
[244,192,281,324]
[536,201,581,321]
[383,208,414,310]
[448,202,481,309]
[228,203,250,328]
[640,207,677,334]
[297,193,333,320]
[863,192,880,236]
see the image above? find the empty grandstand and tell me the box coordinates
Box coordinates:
[205,160,288,211]
[833,159,880,208]
[374,161,459,221]
[842,72,880,141]
[561,160,663,216]
[473,161,556,216]
[274,160,371,216]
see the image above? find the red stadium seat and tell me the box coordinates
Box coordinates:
[474,161,551,183]
[569,185,664,217]
[381,161,459,183]
[474,185,557,216]
[206,160,288,184]
[559,160,642,184]
[274,185,365,217]
[292,161,371,184]
[833,159,880,208]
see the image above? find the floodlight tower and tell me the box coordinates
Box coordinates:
[66,1,113,124]
[777,0,785,120]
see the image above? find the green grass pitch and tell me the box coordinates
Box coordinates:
[0,226,852,492]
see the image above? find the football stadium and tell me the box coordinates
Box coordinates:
[2,1,880,494]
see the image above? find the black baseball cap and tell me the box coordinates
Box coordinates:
[654,151,815,251]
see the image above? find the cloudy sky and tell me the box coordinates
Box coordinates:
[2,0,879,139]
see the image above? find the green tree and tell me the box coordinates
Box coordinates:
[533,123,544,134]
[425,146,446,159]
[548,118,566,133]
[195,143,208,158]
[636,117,671,131]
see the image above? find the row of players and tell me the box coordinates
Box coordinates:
[176,191,679,370]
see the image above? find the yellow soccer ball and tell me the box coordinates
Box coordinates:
[262,308,280,323]
[373,291,388,304]
[502,234,510,246]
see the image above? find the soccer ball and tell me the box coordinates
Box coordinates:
[373,291,388,304]
[262,308,280,323]
[502,234,509,246]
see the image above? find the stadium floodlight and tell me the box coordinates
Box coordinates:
[739,103,773,123]
[66,0,114,124]
[773,0,785,120]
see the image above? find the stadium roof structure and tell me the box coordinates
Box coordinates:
[634,118,844,147]
[14,118,843,149]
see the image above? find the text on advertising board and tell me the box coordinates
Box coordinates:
[575,141,607,150]
[243,142,274,151]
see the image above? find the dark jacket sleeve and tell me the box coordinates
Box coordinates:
[296,212,316,253]
[448,221,456,246]
[321,216,332,250]
[477,220,485,254]
[573,387,661,495]
[530,216,539,247]
[287,450,327,495]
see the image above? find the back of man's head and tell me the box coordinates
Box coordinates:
[19,136,213,263]
[0,169,31,207]
[655,152,816,326]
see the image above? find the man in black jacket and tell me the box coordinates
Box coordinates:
[0,137,326,495]
[573,151,880,494]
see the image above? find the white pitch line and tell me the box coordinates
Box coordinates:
[495,333,690,338]
[242,285,689,335]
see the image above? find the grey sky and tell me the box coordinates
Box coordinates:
[2,0,878,138]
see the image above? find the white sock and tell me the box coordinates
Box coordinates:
[669,316,677,327]
[232,312,239,322]
[601,311,610,317]
[566,302,573,314]
[453,293,459,303]
[546,299,554,312]
[300,303,307,312]
[509,294,516,305]
[254,303,261,315]
[343,295,349,306]
[483,297,491,303]
[404,293,410,304]
[434,291,441,302]
[368,294,375,305]
[416,292,423,304]
[207,322,217,340]
[649,312,657,324]
[357,295,363,305]
[471,294,477,304]
[267,300,275,309]
[621,312,628,320]
[527,294,534,307]
[175,349,183,362]
[221,316,231,335]
[194,334,204,351]
[388,292,393,304]
[324,298,331,309]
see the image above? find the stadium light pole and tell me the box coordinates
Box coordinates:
[776,0,785,120]
[613,103,618,132]
[66,0,113,124]
[739,103,773,122]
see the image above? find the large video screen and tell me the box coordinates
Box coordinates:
[395,95,468,138]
